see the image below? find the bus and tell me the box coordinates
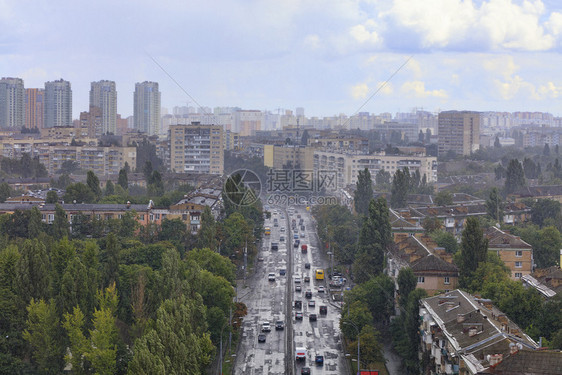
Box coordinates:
[264,227,271,236]
[315,269,324,280]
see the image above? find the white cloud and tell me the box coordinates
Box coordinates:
[303,34,321,50]
[351,83,370,99]
[401,81,448,98]
[383,0,557,51]
[350,20,382,45]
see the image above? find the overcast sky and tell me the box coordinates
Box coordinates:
[2,0,562,119]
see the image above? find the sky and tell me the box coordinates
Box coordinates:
[2,0,562,119]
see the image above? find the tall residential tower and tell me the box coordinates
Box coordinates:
[168,123,224,174]
[89,80,117,135]
[133,81,160,136]
[438,111,480,156]
[25,88,45,129]
[0,77,25,128]
[44,79,73,128]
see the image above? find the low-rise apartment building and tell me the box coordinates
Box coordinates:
[486,227,533,280]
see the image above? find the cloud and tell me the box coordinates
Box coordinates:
[350,20,382,45]
[382,0,558,51]
[303,34,322,50]
[401,81,448,98]
[351,83,369,99]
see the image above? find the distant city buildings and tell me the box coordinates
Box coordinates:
[438,110,480,156]
[25,88,44,129]
[0,77,25,128]
[133,81,161,136]
[90,80,117,135]
[44,79,73,128]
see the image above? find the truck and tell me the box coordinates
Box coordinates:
[295,347,307,361]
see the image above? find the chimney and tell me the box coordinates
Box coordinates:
[127,201,131,209]
[456,314,465,323]
[509,343,519,355]
[468,328,478,337]
[488,354,503,366]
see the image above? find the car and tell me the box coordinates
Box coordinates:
[258,256,264,262]
[315,355,324,365]
[305,290,312,299]
[300,225,305,231]
[275,320,284,330]
[271,243,279,251]
[319,305,327,314]
[318,286,325,293]
[280,227,285,232]
[294,241,299,248]
[261,321,271,332]
[301,367,311,375]
[294,300,302,309]
[309,313,317,321]
[305,263,311,269]
[268,273,276,281]
[295,285,302,292]
[304,276,310,283]
[258,333,266,343]
[308,300,315,307]
[279,269,286,276]
[300,232,305,238]
[293,234,299,239]
[280,236,285,242]
[295,312,303,320]
[294,277,301,283]
[297,214,301,218]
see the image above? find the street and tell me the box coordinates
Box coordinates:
[233,205,346,375]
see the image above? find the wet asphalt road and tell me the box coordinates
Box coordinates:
[233,205,346,375]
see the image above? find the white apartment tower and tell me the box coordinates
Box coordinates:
[133,81,161,136]
[90,80,117,135]
[44,79,73,128]
[0,77,25,128]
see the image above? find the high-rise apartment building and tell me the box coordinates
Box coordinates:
[168,123,224,175]
[25,88,45,129]
[133,81,160,136]
[79,106,103,138]
[44,79,73,128]
[0,77,25,128]
[89,80,117,135]
[438,111,480,156]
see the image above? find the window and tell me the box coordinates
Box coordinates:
[417,276,425,283]
[444,276,450,285]
[515,273,522,278]
[515,261,522,268]
[515,250,523,257]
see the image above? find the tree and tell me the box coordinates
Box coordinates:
[434,190,453,206]
[101,233,120,287]
[0,182,11,203]
[486,187,503,222]
[142,160,153,181]
[197,206,218,251]
[127,296,213,375]
[16,239,50,303]
[105,180,115,196]
[422,217,441,234]
[118,168,128,190]
[543,143,551,156]
[534,226,562,268]
[397,267,417,308]
[28,206,44,238]
[64,183,96,203]
[504,159,525,195]
[494,136,501,148]
[87,170,102,200]
[354,168,373,216]
[63,306,89,375]
[375,169,391,187]
[531,199,561,227]
[301,129,310,145]
[23,298,63,374]
[458,217,488,287]
[186,247,236,285]
[46,190,58,204]
[391,168,409,208]
[52,203,70,240]
[431,230,459,254]
[147,170,164,196]
[85,305,118,375]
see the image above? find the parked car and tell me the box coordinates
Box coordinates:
[315,355,324,365]
[258,333,266,343]
[309,313,317,321]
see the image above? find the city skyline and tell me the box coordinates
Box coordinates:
[2,1,562,119]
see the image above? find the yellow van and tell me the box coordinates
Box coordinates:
[315,269,324,280]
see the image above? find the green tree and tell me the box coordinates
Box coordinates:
[354,168,373,216]
[0,182,12,202]
[142,160,153,181]
[543,143,550,156]
[391,168,409,208]
[119,211,138,238]
[186,247,236,285]
[16,239,50,303]
[197,206,217,251]
[375,169,391,187]
[457,217,488,287]
[85,306,118,375]
[535,226,562,268]
[118,168,128,190]
[46,190,59,204]
[63,306,89,375]
[354,325,384,368]
[23,298,63,374]
[127,296,213,375]
[397,267,417,308]
[105,180,115,196]
[431,230,459,254]
[486,187,503,222]
[101,233,120,287]
[504,159,525,195]
[434,190,453,206]
[147,170,164,196]
[494,136,501,148]
[422,217,441,234]
[52,203,70,240]
[28,206,44,238]
[64,183,96,204]
[531,199,561,227]
[87,170,102,199]
[340,300,373,340]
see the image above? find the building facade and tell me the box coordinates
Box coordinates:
[168,123,224,175]
[0,77,26,129]
[486,227,533,280]
[438,111,480,156]
[44,79,73,128]
[90,80,117,135]
[25,88,45,129]
[133,81,161,136]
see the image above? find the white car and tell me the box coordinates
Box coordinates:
[318,286,325,293]
[262,321,271,332]
[295,277,301,283]
[300,232,305,238]
[281,227,286,232]
[268,273,276,282]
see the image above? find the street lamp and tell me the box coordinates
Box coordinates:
[343,321,360,374]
